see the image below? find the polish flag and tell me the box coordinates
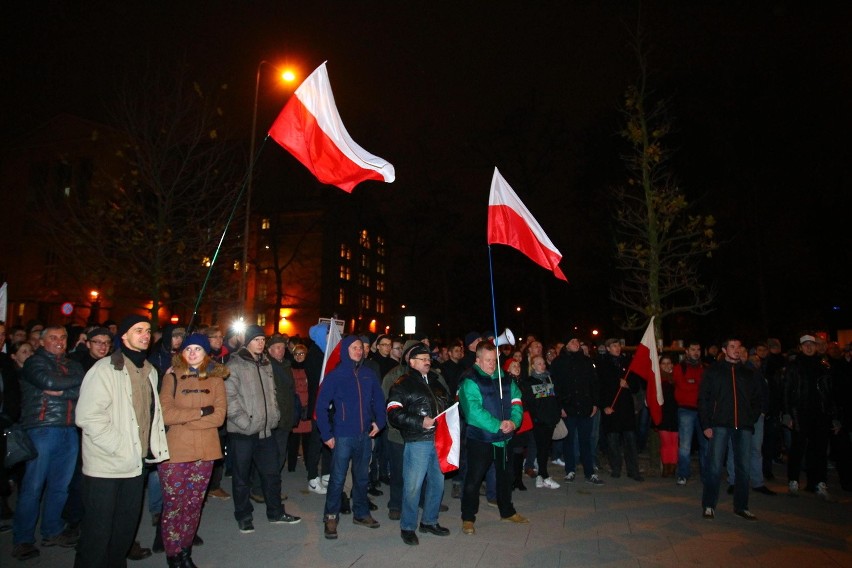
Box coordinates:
[268,62,395,192]
[434,403,461,473]
[627,317,663,425]
[319,319,343,383]
[487,168,567,281]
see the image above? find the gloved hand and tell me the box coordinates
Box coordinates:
[201,406,214,417]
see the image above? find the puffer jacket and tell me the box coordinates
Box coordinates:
[387,367,450,442]
[226,348,280,438]
[20,347,85,429]
[160,359,228,463]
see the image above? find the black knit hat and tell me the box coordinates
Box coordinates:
[118,315,149,338]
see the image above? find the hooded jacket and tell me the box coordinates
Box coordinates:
[225,347,280,438]
[314,335,386,441]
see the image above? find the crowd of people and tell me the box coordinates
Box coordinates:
[1,317,851,565]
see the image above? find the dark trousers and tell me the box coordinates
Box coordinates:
[387,439,404,512]
[369,428,390,485]
[286,432,310,472]
[230,433,283,522]
[531,423,555,480]
[461,439,515,522]
[788,424,830,488]
[306,422,331,480]
[250,428,289,494]
[75,474,144,568]
[208,427,228,491]
[606,430,640,477]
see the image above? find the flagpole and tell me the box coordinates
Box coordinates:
[186,137,271,333]
[487,246,505,400]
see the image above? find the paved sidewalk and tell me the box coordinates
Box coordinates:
[2,460,850,567]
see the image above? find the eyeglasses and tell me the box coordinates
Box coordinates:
[378,342,392,348]
[89,339,110,346]
[392,346,402,350]
[294,351,307,356]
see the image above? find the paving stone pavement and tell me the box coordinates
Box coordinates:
[2,459,850,567]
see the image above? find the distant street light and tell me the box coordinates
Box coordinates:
[240,60,298,317]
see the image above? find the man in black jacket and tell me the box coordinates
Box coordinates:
[550,337,603,485]
[698,337,761,521]
[387,344,451,545]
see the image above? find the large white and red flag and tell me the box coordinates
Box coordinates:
[268,62,395,193]
[487,168,567,281]
[627,317,663,425]
[433,403,461,473]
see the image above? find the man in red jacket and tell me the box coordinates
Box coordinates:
[673,340,709,486]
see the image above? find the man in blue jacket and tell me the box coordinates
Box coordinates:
[315,335,386,540]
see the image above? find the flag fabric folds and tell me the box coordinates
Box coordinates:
[433,403,461,473]
[319,320,343,383]
[487,167,568,281]
[268,62,395,193]
[627,317,663,425]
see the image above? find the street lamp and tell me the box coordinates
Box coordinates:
[240,60,298,317]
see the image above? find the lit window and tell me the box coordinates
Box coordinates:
[359,274,370,287]
[261,218,271,230]
[376,262,385,275]
[256,314,266,326]
[361,254,370,268]
[340,244,351,260]
[233,260,241,271]
[340,265,351,280]
[339,287,346,305]
[361,294,371,310]
[360,229,370,249]
[201,256,211,267]
[376,298,385,314]
[376,236,385,256]
[376,279,384,292]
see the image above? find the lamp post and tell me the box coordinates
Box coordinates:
[240,60,297,317]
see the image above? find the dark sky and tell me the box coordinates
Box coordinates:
[3,1,851,345]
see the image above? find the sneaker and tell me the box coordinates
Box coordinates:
[702,507,714,520]
[208,487,231,500]
[551,458,566,467]
[320,474,330,487]
[535,475,545,488]
[564,472,576,482]
[308,477,327,494]
[788,480,799,496]
[586,474,604,486]
[542,477,560,489]
[352,515,380,528]
[734,509,758,521]
[11,543,40,560]
[237,519,255,533]
[42,531,78,548]
[269,513,301,524]
[324,515,338,539]
[816,482,837,502]
[677,477,687,486]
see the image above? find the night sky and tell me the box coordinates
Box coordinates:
[3,1,851,346]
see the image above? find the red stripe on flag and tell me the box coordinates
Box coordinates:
[488,205,567,281]
[434,403,460,473]
[269,96,384,193]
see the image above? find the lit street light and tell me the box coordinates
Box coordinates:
[240,60,297,317]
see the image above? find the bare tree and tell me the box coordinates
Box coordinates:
[40,61,242,327]
[609,53,717,338]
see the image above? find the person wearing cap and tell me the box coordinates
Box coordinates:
[157,333,227,566]
[461,332,482,370]
[74,315,170,568]
[70,327,113,372]
[458,340,527,535]
[263,334,296,477]
[782,334,841,501]
[226,325,299,532]
[381,340,427,519]
[315,336,386,540]
[698,337,761,521]
[386,344,452,545]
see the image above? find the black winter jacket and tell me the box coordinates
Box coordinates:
[20,348,85,429]
[387,368,450,442]
[698,360,760,432]
[550,350,599,417]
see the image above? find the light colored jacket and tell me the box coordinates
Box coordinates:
[76,351,169,478]
[226,348,280,438]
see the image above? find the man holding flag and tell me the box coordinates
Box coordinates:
[386,344,452,545]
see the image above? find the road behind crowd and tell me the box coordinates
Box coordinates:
[2,456,850,567]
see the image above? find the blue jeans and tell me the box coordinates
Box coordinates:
[564,415,594,478]
[703,426,752,511]
[727,414,764,488]
[324,434,371,519]
[677,408,708,480]
[401,441,444,530]
[147,467,162,516]
[13,426,78,544]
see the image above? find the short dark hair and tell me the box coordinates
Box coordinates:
[475,340,496,357]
